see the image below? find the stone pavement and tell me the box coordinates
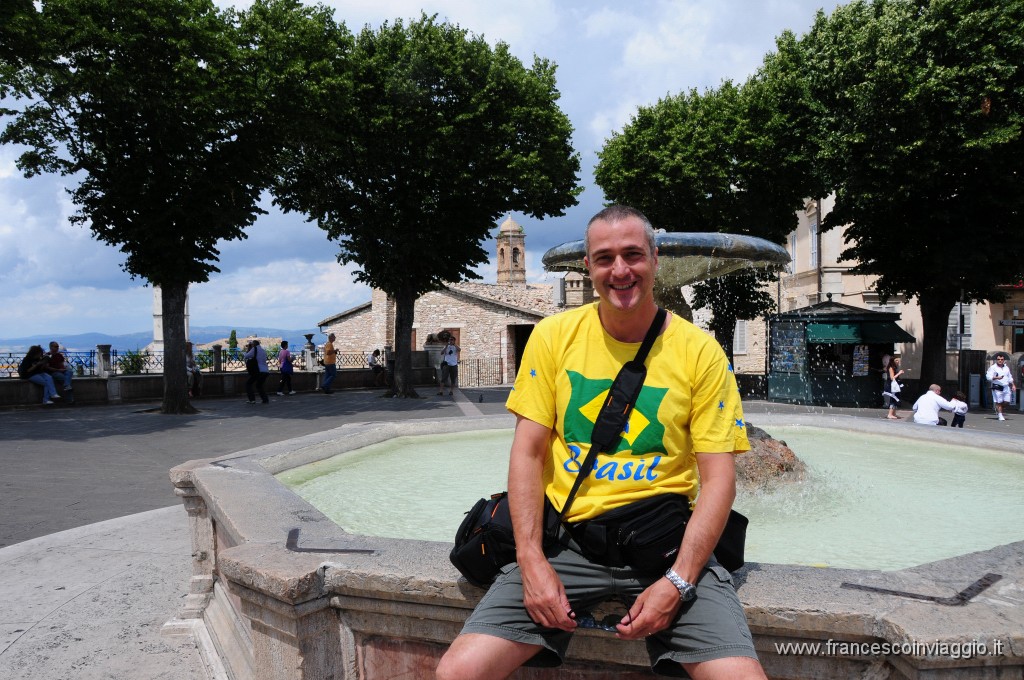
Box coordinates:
[1,387,1022,679]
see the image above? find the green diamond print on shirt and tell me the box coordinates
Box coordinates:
[563,370,668,456]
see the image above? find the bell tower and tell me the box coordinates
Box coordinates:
[496,216,526,284]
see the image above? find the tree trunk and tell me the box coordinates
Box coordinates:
[160,282,196,414]
[388,287,420,398]
[917,293,956,393]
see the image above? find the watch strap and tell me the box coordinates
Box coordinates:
[664,568,696,601]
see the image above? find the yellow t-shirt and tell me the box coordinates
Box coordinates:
[506,303,749,522]
[324,341,337,366]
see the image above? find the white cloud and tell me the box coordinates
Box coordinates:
[580,0,836,146]
[187,259,371,330]
[0,283,153,338]
[0,148,134,292]
[0,154,16,180]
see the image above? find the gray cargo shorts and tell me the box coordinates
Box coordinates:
[459,541,757,678]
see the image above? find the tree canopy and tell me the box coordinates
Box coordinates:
[799,0,1024,386]
[0,0,343,412]
[273,14,581,396]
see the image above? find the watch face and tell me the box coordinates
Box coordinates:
[680,584,697,602]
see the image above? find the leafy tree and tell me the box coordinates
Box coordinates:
[0,0,39,83]
[688,271,778,360]
[799,0,1024,387]
[596,84,745,232]
[229,330,238,351]
[595,77,811,361]
[0,0,345,412]
[273,14,581,397]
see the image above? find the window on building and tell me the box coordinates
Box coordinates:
[787,232,797,273]
[512,248,521,265]
[809,219,819,269]
[734,320,748,355]
[947,304,972,350]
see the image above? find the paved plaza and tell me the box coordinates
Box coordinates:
[1,387,1022,678]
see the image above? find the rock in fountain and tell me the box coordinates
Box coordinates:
[737,424,806,490]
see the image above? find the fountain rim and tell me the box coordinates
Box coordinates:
[171,411,1024,676]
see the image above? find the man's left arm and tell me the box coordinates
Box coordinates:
[617,452,736,639]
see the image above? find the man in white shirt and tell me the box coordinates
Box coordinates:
[439,337,461,396]
[986,354,1016,421]
[912,384,956,426]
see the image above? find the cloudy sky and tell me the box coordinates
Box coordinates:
[0,0,840,337]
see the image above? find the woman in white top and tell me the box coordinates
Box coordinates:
[883,355,906,420]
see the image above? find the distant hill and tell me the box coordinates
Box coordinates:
[0,327,324,353]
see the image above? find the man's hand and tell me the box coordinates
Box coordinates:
[520,556,576,631]
[615,577,681,639]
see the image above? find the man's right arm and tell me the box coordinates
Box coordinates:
[507,415,576,632]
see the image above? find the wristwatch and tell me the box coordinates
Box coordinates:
[664,568,697,602]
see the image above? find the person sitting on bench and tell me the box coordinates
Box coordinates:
[19,345,60,405]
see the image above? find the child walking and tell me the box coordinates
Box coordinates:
[949,390,969,428]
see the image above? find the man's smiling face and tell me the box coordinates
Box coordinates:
[583,215,658,314]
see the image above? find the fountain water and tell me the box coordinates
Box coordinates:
[277,425,1024,571]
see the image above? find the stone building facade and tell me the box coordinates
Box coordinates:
[319,282,563,383]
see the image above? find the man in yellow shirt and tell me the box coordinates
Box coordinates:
[437,206,765,679]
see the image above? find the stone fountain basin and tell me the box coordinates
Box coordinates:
[167,414,1024,680]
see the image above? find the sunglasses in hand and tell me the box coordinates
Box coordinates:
[574,612,630,633]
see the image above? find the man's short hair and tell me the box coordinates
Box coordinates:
[584,204,657,257]
[930,383,942,392]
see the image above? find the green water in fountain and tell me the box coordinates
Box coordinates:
[277,426,1024,570]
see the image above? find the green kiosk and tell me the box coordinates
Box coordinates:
[768,296,916,406]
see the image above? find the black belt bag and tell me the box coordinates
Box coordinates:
[567,493,691,572]
[567,493,748,573]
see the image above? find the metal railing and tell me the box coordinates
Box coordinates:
[108,348,374,375]
[1,349,503,386]
[218,349,369,372]
[335,352,373,368]
[111,349,164,375]
[457,357,505,388]
[1,351,98,379]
